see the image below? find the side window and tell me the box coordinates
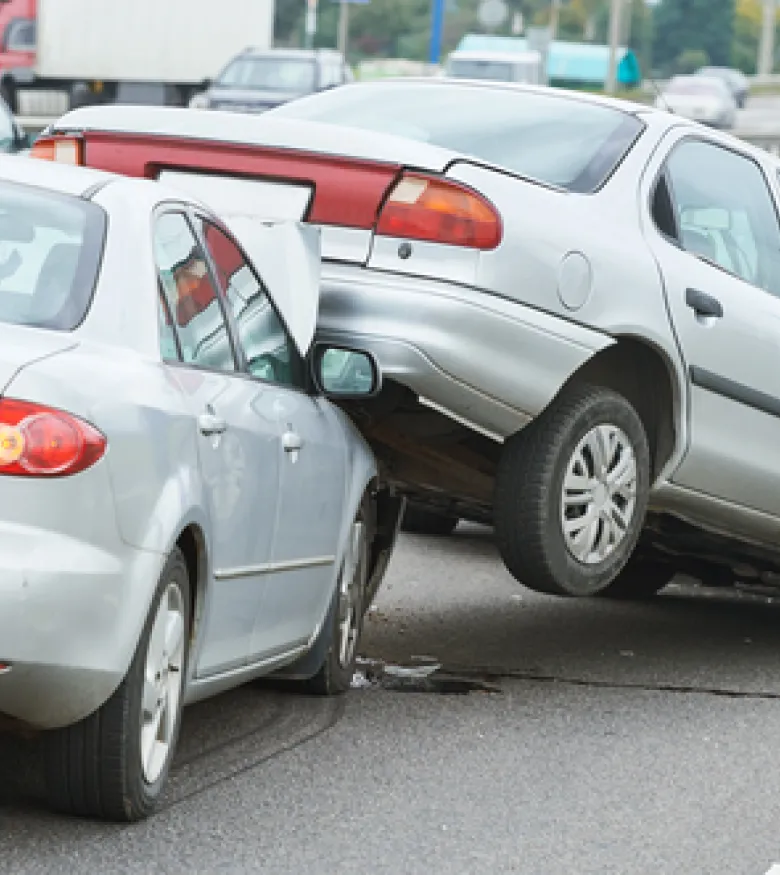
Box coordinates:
[664,140,780,296]
[198,218,306,389]
[153,212,236,373]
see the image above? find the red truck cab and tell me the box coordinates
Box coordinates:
[0,0,36,110]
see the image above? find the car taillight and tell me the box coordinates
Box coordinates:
[0,399,106,477]
[30,136,85,165]
[375,173,502,250]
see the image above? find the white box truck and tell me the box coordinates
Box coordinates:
[0,0,274,117]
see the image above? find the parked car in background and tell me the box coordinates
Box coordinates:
[0,154,402,822]
[36,78,780,608]
[695,66,750,108]
[189,48,351,113]
[655,75,737,128]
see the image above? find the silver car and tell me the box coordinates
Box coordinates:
[0,154,402,821]
[36,79,780,605]
[655,74,737,129]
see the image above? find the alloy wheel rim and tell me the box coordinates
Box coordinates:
[560,423,638,566]
[140,581,186,785]
[337,520,365,669]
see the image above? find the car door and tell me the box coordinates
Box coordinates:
[642,133,780,517]
[154,210,282,676]
[196,216,348,657]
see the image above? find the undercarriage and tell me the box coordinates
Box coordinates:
[341,381,780,594]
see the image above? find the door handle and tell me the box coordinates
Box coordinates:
[198,412,227,436]
[282,430,303,453]
[685,288,723,318]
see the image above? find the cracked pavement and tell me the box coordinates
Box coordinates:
[3,523,780,874]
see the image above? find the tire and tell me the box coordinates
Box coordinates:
[598,555,676,600]
[495,384,651,597]
[401,504,459,537]
[0,82,15,114]
[305,499,370,696]
[44,547,191,822]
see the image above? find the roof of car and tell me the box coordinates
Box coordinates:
[0,152,115,197]
[238,47,343,60]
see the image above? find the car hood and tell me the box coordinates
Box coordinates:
[207,88,298,111]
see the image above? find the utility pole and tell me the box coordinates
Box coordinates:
[605,0,623,95]
[549,0,561,40]
[337,0,349,56]
[758,0,776,79]
[429,0,445,65]
[304,0,318,50]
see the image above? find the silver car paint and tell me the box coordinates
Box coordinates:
[48,90,780,553]
[0,168,382,729]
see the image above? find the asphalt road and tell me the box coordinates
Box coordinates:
[4,526,780,874]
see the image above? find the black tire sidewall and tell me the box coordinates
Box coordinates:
[123,548,191,815]
[541,392,650,596]
[309,498,370,695]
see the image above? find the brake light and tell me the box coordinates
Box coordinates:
[0,399,106,477]
[30,136,84,165]
[375,173,502,250]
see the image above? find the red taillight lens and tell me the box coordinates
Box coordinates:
[0,399,106,477]
[375,173,502,250]
[30,136,85,165]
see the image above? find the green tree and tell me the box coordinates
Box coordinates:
[652,0,736,74]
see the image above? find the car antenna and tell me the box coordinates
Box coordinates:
[649,77,673,114]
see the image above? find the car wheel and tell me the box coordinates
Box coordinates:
[495,384,650,597]
[305,500,369,696]
[44,547,190,822]
[401,503,459,536]
[597,555,676,600]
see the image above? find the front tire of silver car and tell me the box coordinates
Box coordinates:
[44,547,191,822]
[495,385,650,597]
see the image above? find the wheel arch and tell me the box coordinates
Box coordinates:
[173,523,208,651]
[557,334,684,481]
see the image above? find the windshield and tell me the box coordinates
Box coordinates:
[269,82,644,193]
[447,59,516,82]
[0,183,105,331]
[665,78,722,96]
[215,56,317,93]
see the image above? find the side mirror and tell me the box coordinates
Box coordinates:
[312,344,381,400]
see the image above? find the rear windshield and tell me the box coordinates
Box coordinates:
[216,56,317,93]
[0,182,105,331]
[268,81,644,193]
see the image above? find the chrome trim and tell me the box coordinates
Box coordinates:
[185,642,310,706]
[214,555,336,581]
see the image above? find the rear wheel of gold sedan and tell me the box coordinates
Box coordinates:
[44,547,190,822]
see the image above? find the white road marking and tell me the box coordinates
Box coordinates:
[763,865,780,874]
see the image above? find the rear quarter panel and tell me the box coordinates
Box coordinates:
[7,345,211,559]
[444,128,687,439]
